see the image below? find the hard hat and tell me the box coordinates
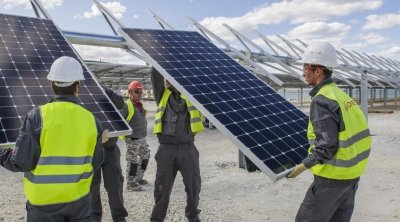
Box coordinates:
[128,81,144,91]
[300,42,338,69]
[47,56,84,87]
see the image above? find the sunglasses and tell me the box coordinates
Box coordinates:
[133,90,143,94]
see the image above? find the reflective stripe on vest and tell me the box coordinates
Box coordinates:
[153,89,204,134]
[119,99,135,140]
[307,83,371,180]
[23,102,97,206]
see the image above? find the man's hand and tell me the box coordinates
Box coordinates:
[286,163,307,178]
[101,129,110,144]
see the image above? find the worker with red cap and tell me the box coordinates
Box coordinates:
[121,80,150,191]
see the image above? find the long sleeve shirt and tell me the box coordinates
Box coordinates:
[120,99,148,139]
[302,78,344,169]
[0,95,103,172]
[103,87,125,148]
[151,68,194,144]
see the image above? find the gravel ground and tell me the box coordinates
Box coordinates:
[0,102,399,221]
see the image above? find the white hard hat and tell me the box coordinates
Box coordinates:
[47,56,84,87]
[300,42,338,69]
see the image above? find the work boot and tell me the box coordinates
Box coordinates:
[138,179,148,185]
[187,216,201,222]
[127,182,145,192]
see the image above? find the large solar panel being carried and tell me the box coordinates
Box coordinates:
[119,28,309,181]
[0,14,131,148]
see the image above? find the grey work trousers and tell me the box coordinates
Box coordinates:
[26,194,92,222]
[296,181,358,222]
[91,145,128,222]
[150,143,201,222]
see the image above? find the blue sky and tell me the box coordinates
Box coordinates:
[1,0,400,63]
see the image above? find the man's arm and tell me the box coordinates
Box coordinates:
[151,67,165,105]
[92,118,104,170]
[119,103,129,119]
[104,87,125,109]
[302,95,342,169]
[0,108,42,172]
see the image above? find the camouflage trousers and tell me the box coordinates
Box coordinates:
[125,137,150,184]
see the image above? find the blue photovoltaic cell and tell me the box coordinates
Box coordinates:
[121,28,309,180]
[0,14,130,146]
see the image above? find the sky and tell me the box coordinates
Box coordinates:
[1,0,400,64]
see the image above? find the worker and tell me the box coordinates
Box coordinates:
[286,42,371,222]
[122,80,150,192]
[150,68,204,222]
[91,87,128,222]
[0,56,104,222]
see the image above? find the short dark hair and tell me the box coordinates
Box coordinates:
[321,66,333,79]
[312,65,332,79]
[52,81,79,95]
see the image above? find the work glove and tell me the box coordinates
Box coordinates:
[102,129,110,143]
[286,163,306,178]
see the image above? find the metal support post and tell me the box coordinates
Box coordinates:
[383,87,388,107]
[360,70,368,120]
[300,87,303,107]
[238,150,246,169]
[370,88,374,108]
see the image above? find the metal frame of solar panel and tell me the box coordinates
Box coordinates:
[119,28,309,181]
[0,13,131,148]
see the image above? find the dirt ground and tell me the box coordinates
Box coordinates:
[0,102,399,221]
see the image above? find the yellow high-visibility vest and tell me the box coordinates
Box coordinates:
[308,83,371,179]
[23,102,97,206]
[153,89,204,134]
[119,99,134,140]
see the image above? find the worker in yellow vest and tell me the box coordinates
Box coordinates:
[287,42,371,222]
[121,80,150,192]
[0,56,104,222]
[150,68,204,222]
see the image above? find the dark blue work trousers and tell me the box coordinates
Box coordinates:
[26,194,92,222]
[91,145,127,222]
[296,181,358,222]
[150,143,201,222]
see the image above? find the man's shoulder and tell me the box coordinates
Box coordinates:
[27,106,41,118]
[312,94,339,110]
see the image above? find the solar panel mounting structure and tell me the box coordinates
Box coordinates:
[0,14,132,148]
[119,28,309,181]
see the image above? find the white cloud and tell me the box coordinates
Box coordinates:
[133,14,139,19]
[75,1,126,20]
[287,22,351,46]
[374,46,400,60]
[358,32,388,44]
[73,45,144,65]
[363,13,400,30]
[349,19,359,25]
[2,0,63,10]
[340,42,364,50]
[199,0,382,40]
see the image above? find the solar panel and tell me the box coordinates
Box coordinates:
[120,28,309,181]
[0,14,131,148]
